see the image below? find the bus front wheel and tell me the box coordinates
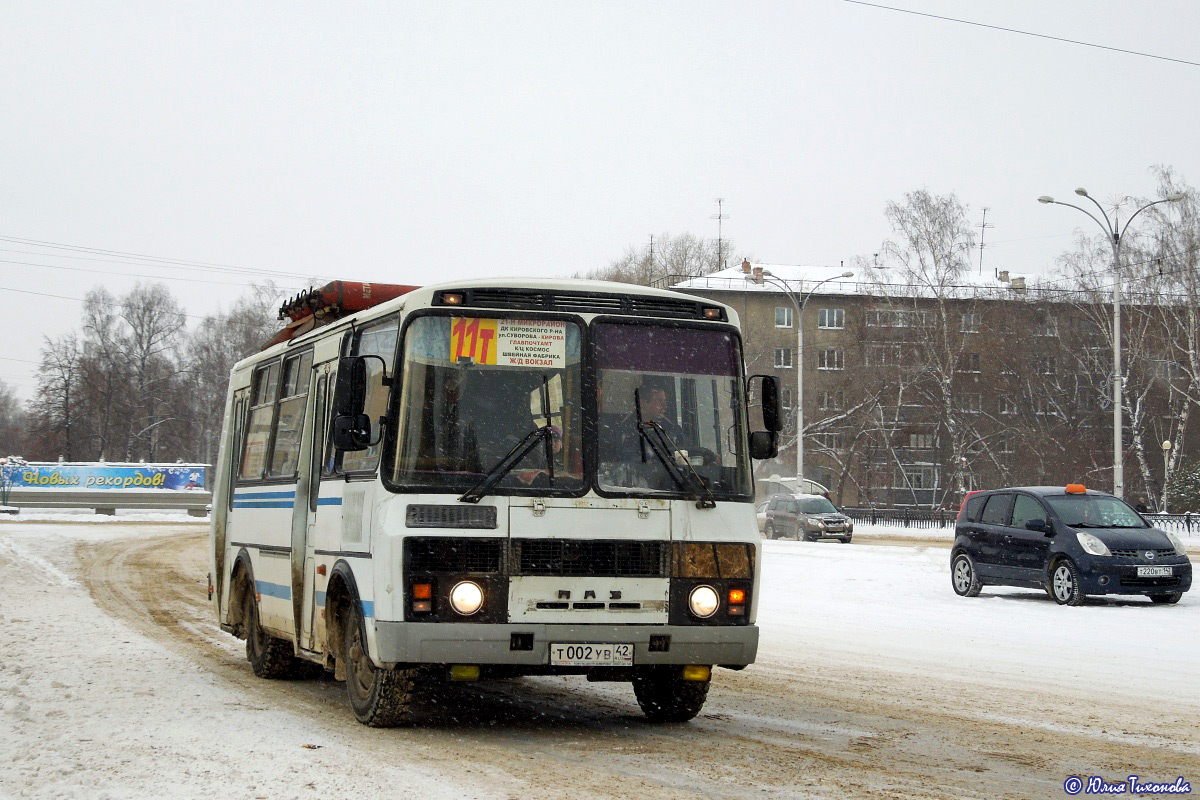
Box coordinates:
[631,666,710,723]
[343,604,416,727]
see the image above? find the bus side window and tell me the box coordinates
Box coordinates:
[340,316,399,474]
[240,362,280,481]
[228,389,250,509]
[267,350,314,478]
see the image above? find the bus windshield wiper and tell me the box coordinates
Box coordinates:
[459,424,555,503]
[460,374,557,504]
[633,390,716,510]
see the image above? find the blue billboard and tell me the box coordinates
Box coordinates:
[0,463,208,491]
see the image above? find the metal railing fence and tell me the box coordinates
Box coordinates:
[843,507,1198,536]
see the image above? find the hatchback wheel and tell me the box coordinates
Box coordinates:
[1050,559,1085,606]
[1149,592,1183,605]
[951,553,982,597]
[764,523,777,540]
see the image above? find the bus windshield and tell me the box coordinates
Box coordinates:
[595,321,751,499]
[390,315,585,492]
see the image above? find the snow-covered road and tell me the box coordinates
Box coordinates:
[1,514,1196,800]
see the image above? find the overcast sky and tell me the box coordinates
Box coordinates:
[2,1,1199,400]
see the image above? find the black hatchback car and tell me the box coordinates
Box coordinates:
[951,485,1192,605]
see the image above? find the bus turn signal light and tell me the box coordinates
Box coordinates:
[727,588,745,604]
[412,583,432,600]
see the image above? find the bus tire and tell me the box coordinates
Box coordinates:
[343,603,415,727]
[632,666,710,723]
[243,587,294,679]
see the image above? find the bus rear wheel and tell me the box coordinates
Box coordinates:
[343,604,416,727]
[632,666,710,723]
[243,586,294,679]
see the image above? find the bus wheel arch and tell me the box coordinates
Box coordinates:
[324,562,361,679]
[228,549,255,638]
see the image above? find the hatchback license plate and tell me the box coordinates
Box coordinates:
[1137,566,1173,578]
[549,643,634,667]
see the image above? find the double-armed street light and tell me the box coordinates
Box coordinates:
[1038,188,1184,499]
[747,268,854,487]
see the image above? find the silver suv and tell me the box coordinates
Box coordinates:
[764,493,853,542]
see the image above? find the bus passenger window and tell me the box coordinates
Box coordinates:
[240,362,280,480]
[268,350,313,478]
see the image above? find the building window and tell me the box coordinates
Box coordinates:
[775,306,793,328]
[1034,355,1057,375]
[960,312,980,333]
[957,393,982,414]
[958,352,981,373]
[812,432,845,450]
[866,344,904,367]
[865,308,928,328]
[817,390,844,411]
[1034,397,1058,417]
[909,433,934,449]
[774,348,793,369]
[1035,316,1059,337]
[817,308,844,329]
[999,434,1014,453]
[999,396,1017,415]
[817,349,844,371]
[894,465,936,489]
[781,388,792,409]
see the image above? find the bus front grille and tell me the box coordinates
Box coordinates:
[406,537,504,573]
[511,539,666,577]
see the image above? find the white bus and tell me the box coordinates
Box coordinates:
[209,278,781,726]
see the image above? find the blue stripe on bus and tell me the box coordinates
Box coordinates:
[255,580,291,600]
[234,490,297,499]
[233,501,295,509]
[316,497,343,506]
[313,591,372,618]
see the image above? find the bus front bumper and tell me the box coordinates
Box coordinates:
[373,622,758,668]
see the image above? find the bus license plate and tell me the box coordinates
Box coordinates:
[549,643,634,667]
[1137,566,1172,578]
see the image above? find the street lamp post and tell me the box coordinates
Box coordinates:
[1038,188,1184,499]
[748,268,854,489]
[1162,439,1172,513]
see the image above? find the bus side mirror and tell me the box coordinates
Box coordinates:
[751,375,783,432]
[746,374,781,460]
[750,431,777,460]
[332,354,387,452]
[333,413,372,451]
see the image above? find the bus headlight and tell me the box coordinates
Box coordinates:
[449,581,484,615]
[688,585,720,618]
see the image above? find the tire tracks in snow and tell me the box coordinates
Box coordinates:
[79,529,1200,800]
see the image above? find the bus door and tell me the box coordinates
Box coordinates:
[295,359,336,653]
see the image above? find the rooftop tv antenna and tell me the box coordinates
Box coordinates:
[976,207,993,275]
[711,198,729,274]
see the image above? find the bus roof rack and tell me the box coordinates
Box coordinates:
[264,280,419,349]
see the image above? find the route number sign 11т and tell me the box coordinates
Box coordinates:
[450,318,566,369]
